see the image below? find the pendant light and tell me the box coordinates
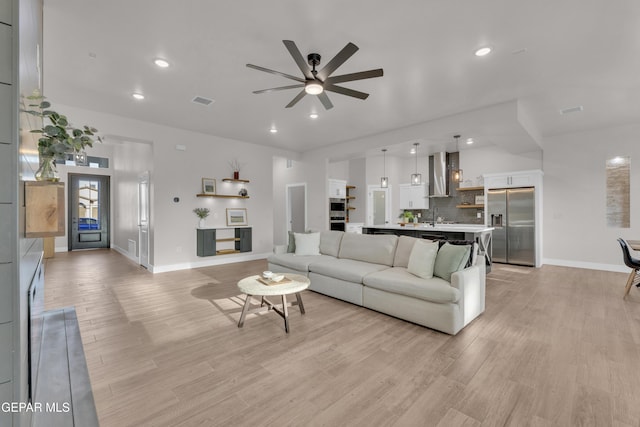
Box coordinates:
[380,149,388,188]
[452,135,463,183]
[411,142,421,185]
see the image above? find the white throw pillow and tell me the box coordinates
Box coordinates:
[407,240,439,279]
[294,232,321,256]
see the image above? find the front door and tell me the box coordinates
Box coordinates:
[69,174,110,250]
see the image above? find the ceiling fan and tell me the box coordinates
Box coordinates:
[246,40,383,110]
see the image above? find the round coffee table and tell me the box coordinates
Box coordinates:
[237,273,310,333]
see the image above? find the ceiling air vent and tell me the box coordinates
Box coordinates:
[559,105,583,115]
[192,96,214,106]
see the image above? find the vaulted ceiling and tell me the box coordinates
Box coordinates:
[42,0,640,155]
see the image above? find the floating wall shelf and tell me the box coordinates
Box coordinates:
[196,194,249,199]
[222,178,250,183]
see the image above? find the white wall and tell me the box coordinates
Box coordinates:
[460,146,542,187]
[542,123,640,271]
[56,104,295,272]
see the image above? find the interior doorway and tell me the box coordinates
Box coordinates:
[138,171,150,269]
[68,173,110,250]
[286,183,307,239]
[367,186,391,226]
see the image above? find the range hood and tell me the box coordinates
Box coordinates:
[428,152,459,197]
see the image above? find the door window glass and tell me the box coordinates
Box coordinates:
[77,179,100,230]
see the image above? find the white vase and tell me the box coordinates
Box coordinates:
[199,218,206,228]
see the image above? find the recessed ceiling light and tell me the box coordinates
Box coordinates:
[132,93,145,100]
[466,138,474,144]
[154,58,170,68]
[270,128,278,133]
[309,113,318,119]
[410,148,416,154]
[474,46,492,57]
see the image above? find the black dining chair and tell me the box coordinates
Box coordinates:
[617,238,640,298]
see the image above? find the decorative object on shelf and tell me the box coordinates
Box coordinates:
[475,195,485,205]
[193,207,210,228]
[226,208,248,226]
[411,142,421,185]
[23,94,102,181]
[229,159,244,180]
[451,135,463,183]
[381,148,388,188]
[201,178,216,194]
[239,187,248,197]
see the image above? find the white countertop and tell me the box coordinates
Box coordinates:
[364,224,494,233]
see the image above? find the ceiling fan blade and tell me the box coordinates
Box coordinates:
[325,68,384,84]
[324,84,369,100]
[285,90,307,108]
[317,92,334,110]
[253,84,304,94]
[316,42,359,81]
[246,64,305,83]
[282,40,315,80]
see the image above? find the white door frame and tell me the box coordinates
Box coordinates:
[367,185,392,226]
[138,171,150,269]
[285,183,307,241]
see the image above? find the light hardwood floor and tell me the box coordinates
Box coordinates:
[43,250,640,426]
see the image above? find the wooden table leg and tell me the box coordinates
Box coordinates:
[238,294,253,328]
[624,269,637,298]
[295,292,305,314]
[282,294,289,333]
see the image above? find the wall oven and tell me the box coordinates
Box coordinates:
[329,198,346,231]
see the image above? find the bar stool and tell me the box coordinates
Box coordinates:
[617,238,640,298]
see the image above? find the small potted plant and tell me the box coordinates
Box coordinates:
[403,211,414,226]
[193,208,210,228]
[23,93,102,181]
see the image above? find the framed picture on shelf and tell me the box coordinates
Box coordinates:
[202,178,216,194]
[226,208,248,226]
[475,195,485,205]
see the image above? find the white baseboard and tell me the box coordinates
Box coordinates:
[54,246,68,252]
[151,252,270,274]
[543,258,628,273]
[111,244,139,264]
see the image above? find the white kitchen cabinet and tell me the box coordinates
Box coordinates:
[328,179,347,198]
[483,170,542,189]
[399,183,428,209]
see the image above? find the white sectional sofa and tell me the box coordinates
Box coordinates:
[267,231,486,335]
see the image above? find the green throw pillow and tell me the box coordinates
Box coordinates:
[433,242,471,282]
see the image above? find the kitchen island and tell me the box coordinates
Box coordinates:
[362,224,493,272]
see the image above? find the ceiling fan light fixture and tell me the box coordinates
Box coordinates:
[305,81,323,95]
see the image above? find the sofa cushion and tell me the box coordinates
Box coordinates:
[294,232,320,256]
[267,252,335,272]
[320,230,344,257]
[363,267,460,304]
[407,240,439,279]
[433,242,471,282]
[309,258,390,284]
[393,235,419,267]
[338,233,398,266]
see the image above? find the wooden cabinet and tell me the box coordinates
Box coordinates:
[399,183,428,209]
[25,181,65,237]
[197,227,252,257]
[328,179,347,198]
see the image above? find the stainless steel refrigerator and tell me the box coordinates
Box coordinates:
[487,187,535,266]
